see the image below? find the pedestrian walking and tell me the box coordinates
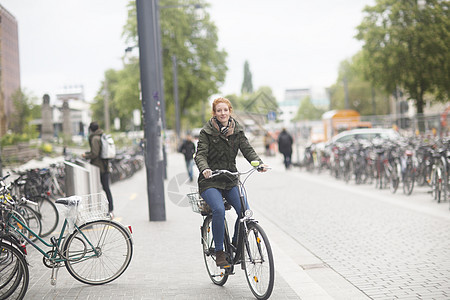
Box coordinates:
[178,134,196,182]
[82,121,114,216]
[278,128,293,169]
[195,97,269,267]
[264,131,275,156]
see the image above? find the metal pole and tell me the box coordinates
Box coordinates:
[172,55,180,141]
[104,80,110,133]
[155,3,168,180]
[136,0,166,221]
[343,76,349,109]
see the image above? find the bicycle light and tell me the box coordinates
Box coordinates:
[244,209,253,218]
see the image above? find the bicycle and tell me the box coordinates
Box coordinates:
[188,161,275,300]
[1,192,133,286]
[0,237,29,300]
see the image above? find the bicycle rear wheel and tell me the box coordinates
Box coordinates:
[201,215,229,286]
[402,165,415,195]
[243,222,274,300]
[15,205,42,241]
[0,241,29,300]
[63,220,133,285]
[31,196,59,237]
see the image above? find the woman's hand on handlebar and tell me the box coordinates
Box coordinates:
[202,168,212,178]
[258,164,270,172]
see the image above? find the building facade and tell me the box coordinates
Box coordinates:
[0,4,20,136]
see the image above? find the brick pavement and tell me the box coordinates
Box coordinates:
[23,151,368,299]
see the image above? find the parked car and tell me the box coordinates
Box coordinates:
[328,128,402,145]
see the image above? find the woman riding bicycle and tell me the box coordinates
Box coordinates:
[194,97,269,267]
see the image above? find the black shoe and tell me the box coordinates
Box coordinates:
[215,251,229,267]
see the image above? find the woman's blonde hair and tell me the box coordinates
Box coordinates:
[211,97,233,115]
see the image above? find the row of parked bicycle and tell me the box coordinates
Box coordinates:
[302,135,450,207]
[0,150,144,299]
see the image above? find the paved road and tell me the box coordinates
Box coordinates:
[247,154,450,300]
[21,150,450,299]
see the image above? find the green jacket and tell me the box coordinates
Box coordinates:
[84,129,109,174]
[194,117,263,194]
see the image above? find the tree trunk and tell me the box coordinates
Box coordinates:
[416,89,425,133]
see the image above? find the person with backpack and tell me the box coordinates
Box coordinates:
[278,128,293,169]
[178,134,196,182]
[82,121,114,216]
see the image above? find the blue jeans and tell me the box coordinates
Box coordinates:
[201,186,248,252]
[185,159,194,181]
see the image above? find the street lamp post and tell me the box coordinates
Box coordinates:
[136,0,166,221]
[172,55,180,141]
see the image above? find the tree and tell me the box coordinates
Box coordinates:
[329,54,390,116]
[9,89,38,134]
[294,96,326,121]
[356,0,450,120]
[103,0,228,132]
[241,60,253,94]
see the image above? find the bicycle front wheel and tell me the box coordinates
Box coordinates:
[243,222,274,300]
[63,220,133,285]
[201,215,229,286]
[0,241,29,300]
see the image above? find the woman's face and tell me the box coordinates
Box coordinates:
[214,102,230,125]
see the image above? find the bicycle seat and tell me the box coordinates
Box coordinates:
[55,196,82,207]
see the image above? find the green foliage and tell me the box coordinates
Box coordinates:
[40,143,53,154]
[329,54,391,115]
[91,61,142,132]
[293,96,327,121]
[241,60,254,94]
[356,0,450,114]
[94,0,228,133]
[9,89,39,134]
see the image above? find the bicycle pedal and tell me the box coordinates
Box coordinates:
[220,264,231,269]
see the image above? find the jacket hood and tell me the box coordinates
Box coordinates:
[90,128,104,136]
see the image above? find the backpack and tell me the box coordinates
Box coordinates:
[100,134,116,159]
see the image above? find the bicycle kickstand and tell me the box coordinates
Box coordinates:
[50,263,61,286]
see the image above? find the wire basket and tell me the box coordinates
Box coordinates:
[76,193,110,224]
[187,193,211,216]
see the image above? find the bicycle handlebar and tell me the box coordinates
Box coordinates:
[209,169,240,178]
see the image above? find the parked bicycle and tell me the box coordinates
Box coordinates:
[188,162,275,300]
[0,235,29,300]
[1,191,133,291]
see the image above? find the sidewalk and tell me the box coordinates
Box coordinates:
[23,152,366,299]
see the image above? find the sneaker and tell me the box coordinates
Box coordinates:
[215,250,229,267]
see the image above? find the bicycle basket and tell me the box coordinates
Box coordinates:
[76,193,110,224]
[187,193,211,215]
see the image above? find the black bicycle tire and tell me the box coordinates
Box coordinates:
[0,242,29,300]
[63,220,133,285]
[20,205,43,241]
[243,222,275,300]
[201,216,229,286]
[403,165,415,196]
[31,196,59,237]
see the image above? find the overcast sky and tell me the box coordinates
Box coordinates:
[1,0,374,104]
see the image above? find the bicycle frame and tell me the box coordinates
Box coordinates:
[6,212,100,264]
[211,167,261,267]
